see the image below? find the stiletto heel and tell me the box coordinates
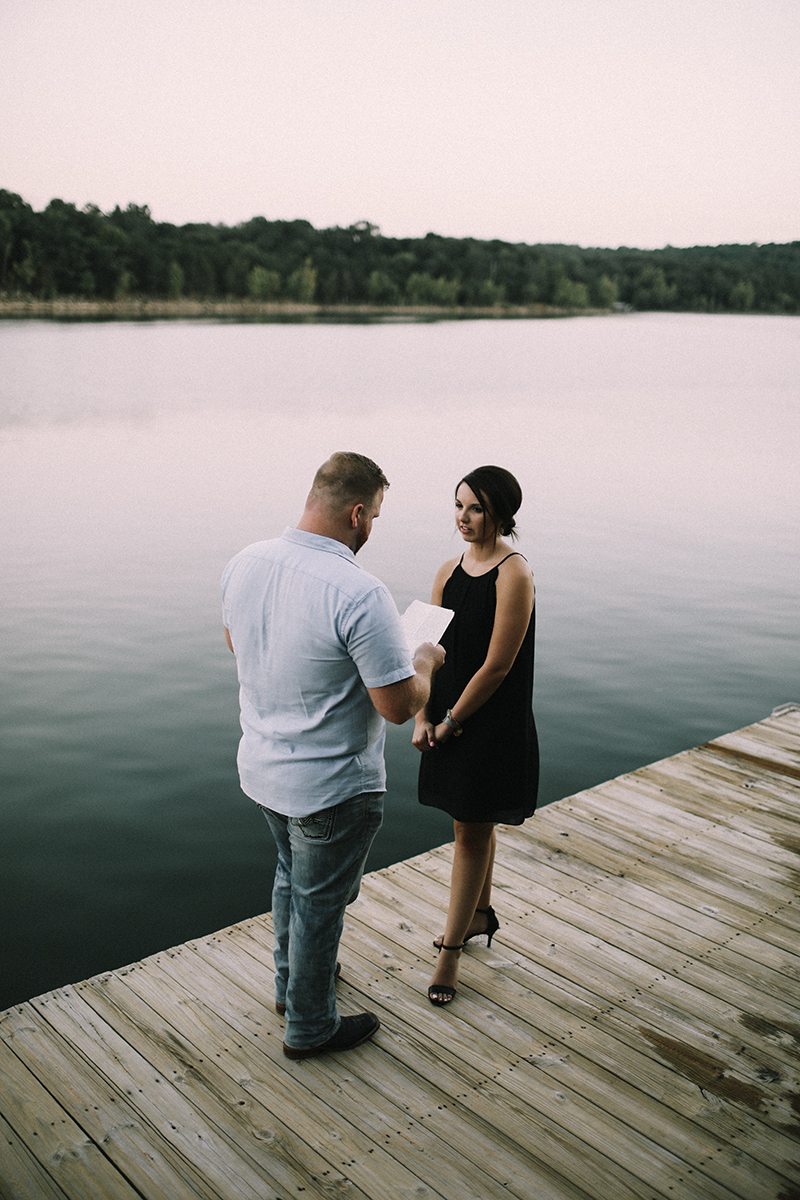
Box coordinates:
[474,905,499,948]
[428,942,464,1006]
[433,905,499,951]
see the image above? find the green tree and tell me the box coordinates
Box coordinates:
[633,266,677,310]
[388,251,417,292]
[285,257,317,302]
[247,264,281,299]
[0,212,13,290]
[728,279,755,311]
[553,277,590,308]
[78,269,96,296]
[5,190,800,314]
[0,191,34,290]
[12,240,36,291]
[405,272,460,305]
[224,248,253,296]
[477,279,506,306]
[167,260,184,299]
[366,269,399,304]
[593,273,619,307]
[114,270,133,300]
[108,203,159,294]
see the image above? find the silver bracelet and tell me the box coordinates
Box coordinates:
[443,709,463,736]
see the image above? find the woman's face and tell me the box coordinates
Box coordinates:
[455,482,496,545]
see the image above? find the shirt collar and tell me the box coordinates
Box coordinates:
[281,526,358,564]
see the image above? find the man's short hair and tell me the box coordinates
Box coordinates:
[311,452,390,509]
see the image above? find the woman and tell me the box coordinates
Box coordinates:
[413,465,538,1006]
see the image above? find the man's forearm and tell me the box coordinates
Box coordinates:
[368,642,445,725]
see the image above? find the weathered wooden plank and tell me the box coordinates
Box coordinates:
[568,774,800,869]
[541,791,800,934]
[718,712,800,753]
[77,967,387,1200]
[627,752,800,833]
[501,819,800,956]
[387,853,800,1144]
[704,729,800,780]
[483,848,800,1010]
[190,905,754,1200]
[595,766,800,852]
[507,806,800,930]
[0,1014,163,1200]
[544,781,798,892]
[0,1095,72,1200]
[386,849,800,1084]
[2,996,276,1200]
[338,888,800,1195]
[115,943,584,1200]
[581,735,800,816]
[346,920,796,1199]
[488,828,800,981]
[236,905,778,1200]
[137,936,566,1200]
[337,907,800,1196]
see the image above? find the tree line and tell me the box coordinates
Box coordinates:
[1,189,798,313]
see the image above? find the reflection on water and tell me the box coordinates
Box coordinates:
[1,313,798,1009]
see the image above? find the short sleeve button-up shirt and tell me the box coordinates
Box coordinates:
[222,527,413,815]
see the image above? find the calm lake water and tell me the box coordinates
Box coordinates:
[1,312,798,1010]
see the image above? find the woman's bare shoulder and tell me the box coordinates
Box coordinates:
[496,551,535,603]
[431,555,461,602]
[498,550,533,579]
[436,554,462,579]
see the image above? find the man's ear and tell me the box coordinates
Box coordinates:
[349,502,364,528]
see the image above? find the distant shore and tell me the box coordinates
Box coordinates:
[0,296,613,320]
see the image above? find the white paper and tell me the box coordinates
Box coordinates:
[399,599,454,652]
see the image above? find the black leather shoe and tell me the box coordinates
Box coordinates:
[283,1012,380,1059]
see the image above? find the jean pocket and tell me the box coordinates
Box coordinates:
[294,809,335,842]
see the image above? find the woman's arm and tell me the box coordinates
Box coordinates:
[432,556,533,743]
[412,557,459,749]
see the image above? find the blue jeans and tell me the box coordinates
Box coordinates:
[260,792,383,1049]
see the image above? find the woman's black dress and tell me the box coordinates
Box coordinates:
[418,554,538,825]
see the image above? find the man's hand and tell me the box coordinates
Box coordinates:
[368,642,445,725]
[413,641,446,675]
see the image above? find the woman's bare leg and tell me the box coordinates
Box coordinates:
[476,825,496,911]
[429,821,495,1003]
[433,824,496,946]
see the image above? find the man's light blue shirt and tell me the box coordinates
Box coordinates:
[221,527,413,815]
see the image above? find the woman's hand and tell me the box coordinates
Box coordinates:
[432,722,453,747]
[414,719,454,751]
[412,717,437,752]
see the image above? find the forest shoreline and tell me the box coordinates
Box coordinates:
[0,295,614,320]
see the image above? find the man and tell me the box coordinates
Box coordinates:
[222,452,444,1059]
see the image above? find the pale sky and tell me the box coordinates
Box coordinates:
[4,0,798,248]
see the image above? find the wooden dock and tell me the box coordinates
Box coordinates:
[2,707,799,1200]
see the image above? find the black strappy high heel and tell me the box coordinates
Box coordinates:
[471,905,499,948]
[428,942,465,1006]
[432,905,499,952]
